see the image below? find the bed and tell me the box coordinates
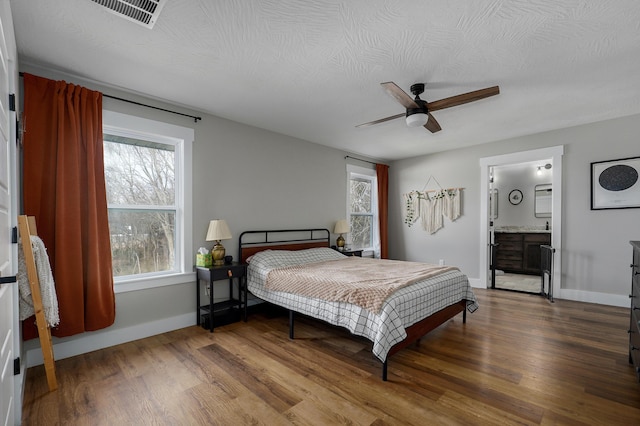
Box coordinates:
[239,228,478,381]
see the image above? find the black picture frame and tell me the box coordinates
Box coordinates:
[590,156,640,210]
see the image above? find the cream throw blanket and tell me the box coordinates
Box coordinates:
[17,235,60,327]
[266,257,458,313]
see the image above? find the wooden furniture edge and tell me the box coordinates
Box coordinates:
[238,229,331,263]
[18,215,58,391]
[382,300,467,381]
[387,300,466,359]
[240,241,329,263]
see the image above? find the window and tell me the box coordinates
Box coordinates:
[347,164,379,256]
[104,135,176,277]
[103,111,193,291]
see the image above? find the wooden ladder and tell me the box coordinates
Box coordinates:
[18,215,57,391]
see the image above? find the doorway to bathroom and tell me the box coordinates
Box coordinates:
[479,146,563,296]
[490,161,552,293]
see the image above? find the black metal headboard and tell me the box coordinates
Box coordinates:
[238,228,330,263]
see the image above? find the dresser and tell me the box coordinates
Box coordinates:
[629,241,640,381]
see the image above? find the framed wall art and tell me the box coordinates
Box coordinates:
[591,156,640,210]
[508,189,523,205]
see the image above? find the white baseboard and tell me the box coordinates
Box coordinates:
[469,277,628,308]
[558,288,629,308]
[26,312,195,367]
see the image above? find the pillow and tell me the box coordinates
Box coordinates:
[249,247,345,270]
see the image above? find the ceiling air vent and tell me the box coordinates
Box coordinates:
[90,0,166,29]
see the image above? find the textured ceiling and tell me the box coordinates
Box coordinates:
[9,0,640,161]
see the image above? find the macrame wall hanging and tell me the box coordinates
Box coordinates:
[402,175,463,234]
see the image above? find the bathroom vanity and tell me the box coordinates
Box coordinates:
[494,230,551,275]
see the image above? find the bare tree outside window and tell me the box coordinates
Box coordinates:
[104,135,176,277]
[349,178,372,249]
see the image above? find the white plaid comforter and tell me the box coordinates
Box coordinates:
[247,247,479,362]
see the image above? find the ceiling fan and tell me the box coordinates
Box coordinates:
[356,82,500,133]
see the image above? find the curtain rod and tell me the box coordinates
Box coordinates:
[344,155,388,167]
[19,72,202,123]
[102,94,201,122]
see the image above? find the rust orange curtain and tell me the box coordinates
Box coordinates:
[376,163,389,259]
[22,73,115,339]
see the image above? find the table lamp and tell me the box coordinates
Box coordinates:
[334,219,349,251]
[206,219,232,265]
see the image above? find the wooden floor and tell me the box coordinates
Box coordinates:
[23,289,640,425]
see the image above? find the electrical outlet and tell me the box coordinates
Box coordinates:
[439,259,445,266]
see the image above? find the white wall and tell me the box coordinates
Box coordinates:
[389,114,640,306]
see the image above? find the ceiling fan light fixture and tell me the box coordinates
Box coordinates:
[406,110,428,127]
[357,82,499,133]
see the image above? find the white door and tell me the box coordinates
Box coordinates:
[0,1,17,425]
[0,284,13,426]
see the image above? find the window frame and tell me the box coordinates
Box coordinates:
[346,164,380,257]
[103,111,193,293]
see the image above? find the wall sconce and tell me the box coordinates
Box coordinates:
[206,219,232,265]
[537,163,552,176]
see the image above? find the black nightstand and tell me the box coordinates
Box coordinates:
[332,247,363,257]
[196,262,247,332]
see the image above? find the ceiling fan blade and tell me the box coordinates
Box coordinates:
[381,82,419,109]
[355,113,405,128]
[427,86,500,112]
[424,113,442,133]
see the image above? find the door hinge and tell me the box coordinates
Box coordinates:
[9,93,15,112]
[13,357,20,375]
[11,226,17,244]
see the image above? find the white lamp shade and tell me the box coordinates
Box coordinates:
[334,219,349,234]
[406,112,428,127]
[206,219,232,241]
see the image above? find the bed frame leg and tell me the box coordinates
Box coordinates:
[289,310,295,339]
[463,307,467,324]
[382,360,388,381]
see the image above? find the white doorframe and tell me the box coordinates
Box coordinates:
[479,146,564,294]
[1,2,20,424]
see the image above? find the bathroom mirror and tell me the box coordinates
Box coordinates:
[535,184,552,218]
